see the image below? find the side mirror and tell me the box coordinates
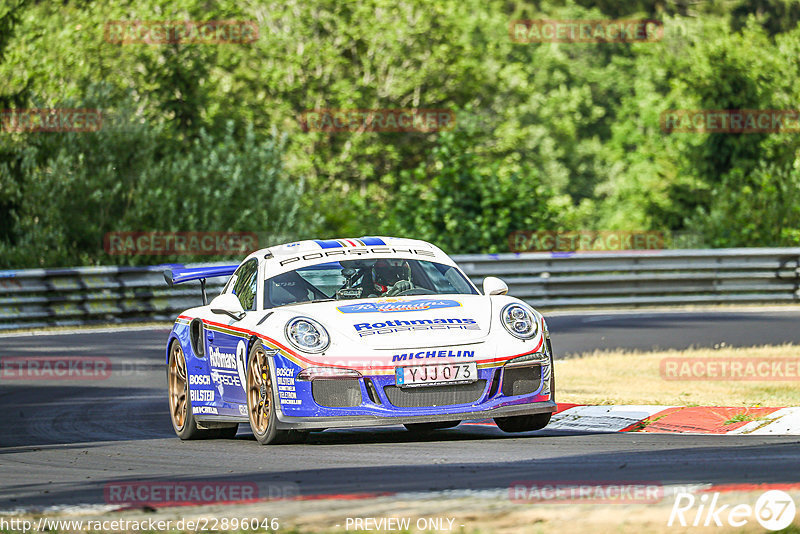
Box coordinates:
[483,276,508,296]
[209,293,246,321]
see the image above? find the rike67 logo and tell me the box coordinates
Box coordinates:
[669,490,796,530]
[337,299,461,314]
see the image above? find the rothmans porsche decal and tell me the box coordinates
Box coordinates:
[353,317,478,336]
[209,347,237,370]
[337,299,461,314]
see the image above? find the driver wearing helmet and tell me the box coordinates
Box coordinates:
[370,259,414,296]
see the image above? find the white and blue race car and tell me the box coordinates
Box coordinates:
[164,237,556,444]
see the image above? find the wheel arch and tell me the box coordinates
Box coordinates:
[166,333,182,364]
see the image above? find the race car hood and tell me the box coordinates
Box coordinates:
[274,294,493,350]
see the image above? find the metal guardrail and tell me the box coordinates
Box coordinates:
[0,265,227,331]
[1,248,799,330]
[457,248,800,308]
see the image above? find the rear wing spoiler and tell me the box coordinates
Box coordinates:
[163,264,239,305]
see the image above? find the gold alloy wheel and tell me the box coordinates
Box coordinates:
[248,346,271,435]
[169,343,188,430]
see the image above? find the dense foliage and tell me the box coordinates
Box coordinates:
[1,0,800,266]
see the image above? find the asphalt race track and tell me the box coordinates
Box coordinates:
[1,309,799,511]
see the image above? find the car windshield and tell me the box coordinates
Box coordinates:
[264,259,477,308]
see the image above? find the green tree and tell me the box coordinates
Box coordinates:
[383,129,567,254]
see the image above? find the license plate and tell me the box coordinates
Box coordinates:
[395,362,477,388]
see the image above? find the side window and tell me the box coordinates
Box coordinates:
[229,259,258,311]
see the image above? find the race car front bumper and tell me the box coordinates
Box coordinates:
[274,399,557,430]
[267,341,555,430]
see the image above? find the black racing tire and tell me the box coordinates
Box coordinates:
[246,341,292,445]
[404,421,461,433]
[494,412,552,433]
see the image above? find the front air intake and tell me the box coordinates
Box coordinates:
[311,379,362,407]
[501,365,541,397]
[384,380,487,408]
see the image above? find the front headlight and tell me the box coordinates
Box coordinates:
[285,317,330,353]
[505,352,548,367]
[501,303,539,340]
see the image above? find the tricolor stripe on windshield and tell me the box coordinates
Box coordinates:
[313,237,386,249]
